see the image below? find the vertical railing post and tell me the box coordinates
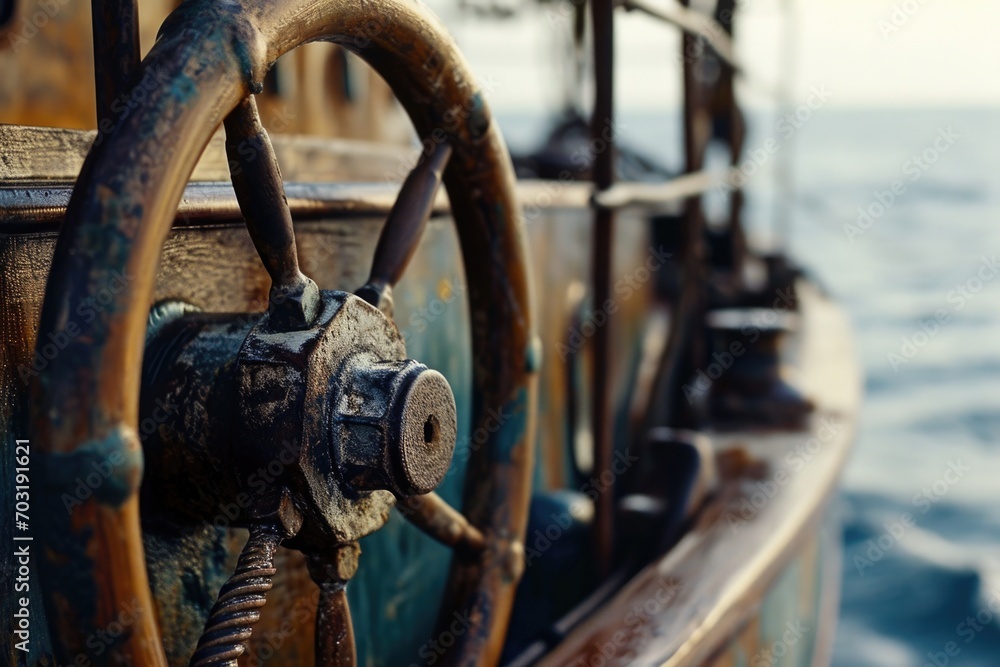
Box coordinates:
[668,0,709,428]
[590,0,616,578]
[92,0,140,126]
[715,0,748,281]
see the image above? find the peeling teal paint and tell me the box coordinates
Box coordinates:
[169,75,198,105]
[38,426,143,508]
[490,388,528,464]
[347,220,472,667]
[467,92,489,139]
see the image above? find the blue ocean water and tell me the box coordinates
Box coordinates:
[787,109,1000,667]
[497,107,1000,667]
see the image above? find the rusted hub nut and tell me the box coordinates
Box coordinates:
[232,290,459,545]
[331,359,457,497]
[140,291,459,547]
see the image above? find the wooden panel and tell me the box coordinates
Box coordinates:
[0,125,410,183]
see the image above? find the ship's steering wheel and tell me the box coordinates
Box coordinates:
[31,0,536,665]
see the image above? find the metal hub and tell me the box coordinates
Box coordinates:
[142,291,458,549]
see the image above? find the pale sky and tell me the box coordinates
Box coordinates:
[427,0,1000,112]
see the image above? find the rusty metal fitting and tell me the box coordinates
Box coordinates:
[305,542,361,585]
[330,358,457,497]
[140,290,459,549]
[235,290,460,547]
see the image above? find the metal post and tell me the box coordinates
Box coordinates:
[91,0,140,125]
[590,0,616,578]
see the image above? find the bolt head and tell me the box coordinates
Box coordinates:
[391,367,457,495]
[331,360,457,497]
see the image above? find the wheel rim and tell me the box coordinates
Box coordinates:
[32,1,537,664]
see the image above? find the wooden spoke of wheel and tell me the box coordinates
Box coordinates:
[306,544,361,667]
[398,492,486,556]
[224,95,319,329]
[33,2,534,665]
[355,142,452,315]
[314,585,357,667]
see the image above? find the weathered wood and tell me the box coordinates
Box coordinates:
[618,0,739,70]
[23,1,539,665]
[536,281,861,666]
[0,181,432,231]
[593,169,736,211]
[0,125,407,183]
[0,176,706,232]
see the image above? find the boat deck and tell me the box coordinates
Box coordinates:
[537,280,861,667]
